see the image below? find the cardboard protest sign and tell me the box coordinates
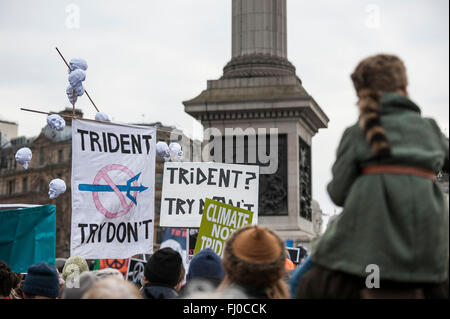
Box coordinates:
[286,247,300,263]
[160,162,259,228]
[71,119,155,259]
[0,205,56,273]
[194,199,253,257]
[126,258,147,286]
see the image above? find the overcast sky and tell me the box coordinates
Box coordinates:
[0,0,448,225]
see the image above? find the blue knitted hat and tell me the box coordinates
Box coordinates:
[187,248,224,281]
[23,262,60,298]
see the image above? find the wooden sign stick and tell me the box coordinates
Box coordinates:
[55,47,100,113]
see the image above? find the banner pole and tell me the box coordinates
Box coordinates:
[55,46,100,113]
[186,228,190,263]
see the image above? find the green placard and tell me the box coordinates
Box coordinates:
[194,198,253,257]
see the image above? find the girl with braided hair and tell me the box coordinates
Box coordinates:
[0,261,15,299]
[296,54,449,299]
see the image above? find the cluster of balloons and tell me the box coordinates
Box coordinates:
[14,146,67,199]
[66,58,88,105]
[12,59,116,200]
[14,145,67,200]
[156,141,183,162]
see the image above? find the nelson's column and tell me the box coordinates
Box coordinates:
[184,0,329,247]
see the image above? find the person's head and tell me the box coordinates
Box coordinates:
[55,258,67,273]
[186,248,224,286]
[351,54,408,157]
[92,268,124,281]
[0,260,14,298]
[82,276,142,299]
[61,271,98,299]
[22,262,60,299]
[144,247,182,288]
[62,256,89,282]
[174,262,186,292]
[219,225,290,299]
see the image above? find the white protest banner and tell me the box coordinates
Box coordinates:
[71,119,155,259]
[160,162,259,228]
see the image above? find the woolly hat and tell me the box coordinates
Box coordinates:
[144,247,182,287]
[62,256,89,281]
[93,268,124,280]
[222,225,286,290]
[351,54,408,93]
[23,262,60,298]
[61,272,98,299]
[186,248,224,282]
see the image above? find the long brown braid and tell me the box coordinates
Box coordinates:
[351,54,408,157]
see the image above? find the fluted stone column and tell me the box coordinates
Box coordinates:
[232,0,287,58]
[224,0,294,78]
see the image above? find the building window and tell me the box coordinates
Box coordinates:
[8,179,15,195]
[58,149,63,163]
[22,177,28,193]
[0,156,7,169]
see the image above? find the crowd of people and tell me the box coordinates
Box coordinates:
[0,53,449,300]
[0,225,302,299]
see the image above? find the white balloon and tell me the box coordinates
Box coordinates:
[169,142,183,161]
[49,178,67,199]
[66,85,77,104]
[156,141,170,159]
[68,69,86,88]
[15,147,32,169]
[69,58,88,72]
[47,114,66,131]
[95,112,111,122]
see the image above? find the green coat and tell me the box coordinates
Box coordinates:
[312,92,449,283]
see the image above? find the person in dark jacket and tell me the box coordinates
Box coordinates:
[141,247,183,299]
[298,54,449,299]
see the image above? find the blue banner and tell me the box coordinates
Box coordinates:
[161,227,187,250]
[0,205,56,273]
